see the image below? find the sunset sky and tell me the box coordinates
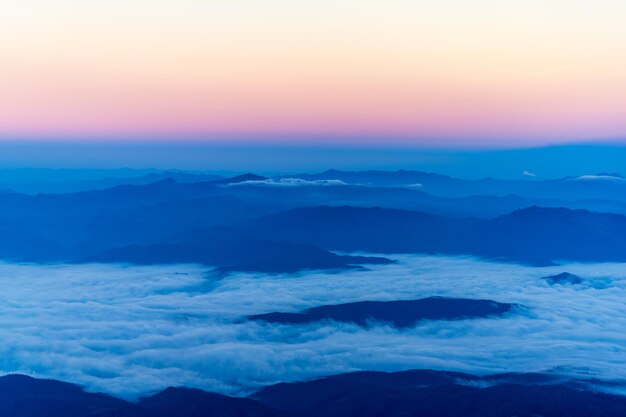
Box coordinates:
[2,0,626,147]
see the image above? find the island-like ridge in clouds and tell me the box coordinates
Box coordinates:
[248,297,518,327]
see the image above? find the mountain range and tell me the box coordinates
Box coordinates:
[3,370,626,417]
[1,170,626,270]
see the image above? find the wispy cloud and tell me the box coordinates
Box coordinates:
[575,174,625,181]
[228,178,348,187]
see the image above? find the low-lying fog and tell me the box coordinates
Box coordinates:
[1,255,625,399]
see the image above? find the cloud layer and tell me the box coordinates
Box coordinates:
[229,178,348,187]
[1,256,626,399]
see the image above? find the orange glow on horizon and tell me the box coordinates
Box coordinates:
[1,0,626,145]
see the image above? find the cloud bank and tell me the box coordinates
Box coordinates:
[229,178,348,187]
[1,256,626,399]
[574,174,625,181]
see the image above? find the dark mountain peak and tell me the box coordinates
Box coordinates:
[501,206,626,224]
[137,171,223,184]
[543,272,583,285]
[148,178,178,186]
[211,173,267,185]
[249,297,518,328]
[0,374,133,416]
[0,373,80,391]
[76,177,182,197]
[231,173,267,182]
[0,373,35,381]
[0,374,285,417]
[139,386,286,417]
[504,205,591,219]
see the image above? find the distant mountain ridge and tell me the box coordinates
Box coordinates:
[0,170,225,194]
[237,205,626,265]
[86,239,391,274]
[0,171,626,270]
[281,169,626,201]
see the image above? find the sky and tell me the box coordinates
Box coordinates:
[1,0,626,147]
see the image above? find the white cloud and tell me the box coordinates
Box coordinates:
[522,170,536,177]
[1,256,626,399]
[227,178,348,187]
[575,174,625,181]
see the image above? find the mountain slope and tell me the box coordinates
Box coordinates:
[3,371,626,417]
[85,238,391,274]
[238,205,626,264]
[254,370,626,417]
[249,297,517,327]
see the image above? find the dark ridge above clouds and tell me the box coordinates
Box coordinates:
[209,173,268,185]
[3,371,626,417]
[542,272,584,285]
[0,374,135,417]
[0,374,283,417]
[253,369,626,417]
[240,205,626,265]
[85,239,391,274]
[248,297,517,328]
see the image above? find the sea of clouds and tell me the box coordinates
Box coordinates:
[1,255,626,399]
